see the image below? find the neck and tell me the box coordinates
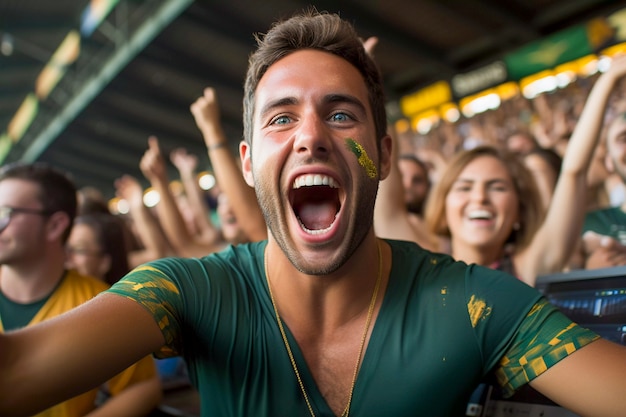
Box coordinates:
[451,241,505,268]
[265,235,387,333]
[0,252,67,303]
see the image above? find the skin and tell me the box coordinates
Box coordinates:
[445,155,520,263]
[240,49,392,414]
[0,179,162,416]
[66,223,110,281]
[581,114,626,268]
[523,152,558,212]
[241,49,390,275]
[5,36,626,417]
[398,157,430,214]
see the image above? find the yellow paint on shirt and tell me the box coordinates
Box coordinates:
[467,294,492,327]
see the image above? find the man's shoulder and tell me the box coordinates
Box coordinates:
[63,269,110,293]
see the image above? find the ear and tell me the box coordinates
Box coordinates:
[240,140,255,187]
[378,134,393,181]
[46,211,71,242]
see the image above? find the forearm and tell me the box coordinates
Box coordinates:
[128,201,169,262]
[181,172,221,244]
[560,71,618,174]
[204,127,266,241]
[86,377,163,417]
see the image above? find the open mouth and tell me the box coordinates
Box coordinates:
[290,174,341,235]
[467,209,494,221]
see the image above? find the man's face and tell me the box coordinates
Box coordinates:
[398,158,430,215]
[0,179,49,265]
[607,116,626,183]
[241,49,389,274]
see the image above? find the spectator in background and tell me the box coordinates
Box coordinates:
[522,147,563,212]
[190,87,268,242]
[114,174,172,267]
[169,146,223,247]
[4,11,626,417]
[139,136,251,258]
[66,212,130,285]
[77,185,111,215]
[424,54,626,286]
[0,162,161,417]
[398,154,431,217]
[505,130,538,155]
[581,110,626,269]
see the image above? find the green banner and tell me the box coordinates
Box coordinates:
[504,24,593,80]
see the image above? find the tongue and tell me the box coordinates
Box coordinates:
[298,201,336,230]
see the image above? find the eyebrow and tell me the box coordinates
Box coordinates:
[453,178,511,185]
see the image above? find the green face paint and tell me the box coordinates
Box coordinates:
[345,138,377,179]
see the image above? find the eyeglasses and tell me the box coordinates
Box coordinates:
[65,246,103,257]
[0,206,54,233]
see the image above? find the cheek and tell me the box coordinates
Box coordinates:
[444,194,464,222]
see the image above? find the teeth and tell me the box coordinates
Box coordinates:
[292,174,338,189]
[468,209,493,220]
[298,218,335,235]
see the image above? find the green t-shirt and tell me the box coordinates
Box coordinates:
[582,206,626,244]
[109,240,598,417]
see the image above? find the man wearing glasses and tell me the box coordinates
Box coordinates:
[0,162,162,417]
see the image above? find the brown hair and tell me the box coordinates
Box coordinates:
[243,9,387,148]
[424,145,544,251]
[0,162,77,243]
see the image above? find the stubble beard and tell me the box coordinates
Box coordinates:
[254,169,379,276]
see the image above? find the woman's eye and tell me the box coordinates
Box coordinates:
[452,185,470,192]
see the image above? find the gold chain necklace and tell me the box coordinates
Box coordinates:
[264,240,383,417]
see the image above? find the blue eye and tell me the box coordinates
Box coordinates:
[330,112,350,122]
[272,115,291,125]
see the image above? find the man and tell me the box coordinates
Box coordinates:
[581,112,626,268]
[2,10,626,417]
[0,162,161,416]
[398,154,431,217]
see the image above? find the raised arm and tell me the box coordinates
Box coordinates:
[0,293,163,416]
[374,127,440,250]
[140,136,224,258]
[170,147,222,246]
[521,55,626,284]
[115,174,170,267]
[190,87,267,242]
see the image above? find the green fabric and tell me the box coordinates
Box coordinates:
[0,291,49,330]
[582,206,626,245]
[109,240,597,417]
[495,298,600,397]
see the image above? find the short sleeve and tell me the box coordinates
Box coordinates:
[494,298,600,396]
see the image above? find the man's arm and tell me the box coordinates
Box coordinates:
[530,338,626,417]
[87,376,162,417]
[0,293,164,416]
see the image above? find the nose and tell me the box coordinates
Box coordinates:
[469,183,488,202]
[293,112,332,158]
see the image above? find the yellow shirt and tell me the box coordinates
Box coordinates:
[0,269,157,417]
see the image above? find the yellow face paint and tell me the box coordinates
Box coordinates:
[345,138,377,179]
